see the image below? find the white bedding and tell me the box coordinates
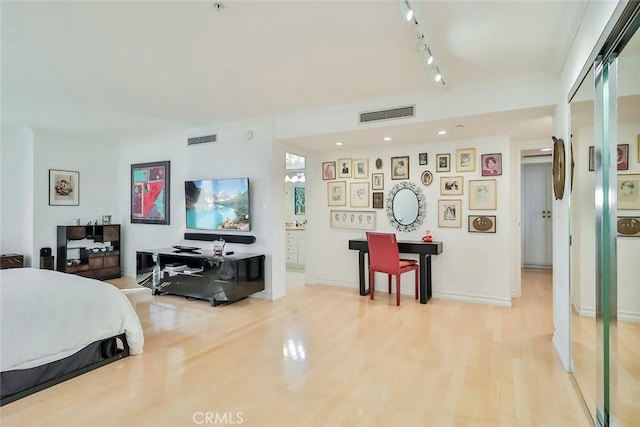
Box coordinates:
[0,268,144,372]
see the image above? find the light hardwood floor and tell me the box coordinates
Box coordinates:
[0,269,592,426]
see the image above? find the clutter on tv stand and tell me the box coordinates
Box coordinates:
[172,245,200,253]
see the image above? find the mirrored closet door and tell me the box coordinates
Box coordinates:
[569,4,639,426]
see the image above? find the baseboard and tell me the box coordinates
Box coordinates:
[579,306,596,318]
[618,310,640,323]
[553,332,571,372]
[432,291,511,307]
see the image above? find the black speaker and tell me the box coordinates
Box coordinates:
[40,247,52,257]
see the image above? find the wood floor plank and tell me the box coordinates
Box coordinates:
[0,269,594,426]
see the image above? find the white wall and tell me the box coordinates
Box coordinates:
[116,118,285,300]
[30,131,119,267]
[305,135,513,306]
[0,125,34,264]
[554,0,620,371]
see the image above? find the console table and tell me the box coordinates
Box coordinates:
[348,239,443,304]
[136,248,265,307]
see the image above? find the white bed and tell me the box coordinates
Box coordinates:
[0,268,144,403]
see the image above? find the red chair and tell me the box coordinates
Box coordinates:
[366,232,419,306]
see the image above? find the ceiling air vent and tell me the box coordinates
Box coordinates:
[188,134,217,146]
[359,105,415,124]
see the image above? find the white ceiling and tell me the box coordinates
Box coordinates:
[1,1,585,148]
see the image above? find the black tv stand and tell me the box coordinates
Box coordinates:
[136,248,265,307]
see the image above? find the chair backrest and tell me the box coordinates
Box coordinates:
[366,232,401,274]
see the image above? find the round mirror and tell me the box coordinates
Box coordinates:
[386,182,426,232]
[393,189,418,225]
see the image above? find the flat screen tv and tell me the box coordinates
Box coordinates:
[185,178,251,231]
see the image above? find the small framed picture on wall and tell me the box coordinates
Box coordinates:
[391,156,410,180]
[481,153,502,176]
[436,154,450,172]
[350,182,370,208]
[372,173,384,190]
[372,192,384,209]
[468,215,496,233]
[438,199,462,228]
[353,158,369,179]
[617,144,629,170]
[338,158,352,178]
[322,161,336,180]
[327,181,347,206]
[456,148,476,172]
[469,179,497,210]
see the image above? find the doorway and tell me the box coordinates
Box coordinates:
[284,152,306,291]
[522,160,553,269]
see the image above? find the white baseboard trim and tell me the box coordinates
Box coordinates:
[432,291,511,307]
[618,311,640,323]
[553,332,571,372]
[314,280,358,289]
[579,306,596,318]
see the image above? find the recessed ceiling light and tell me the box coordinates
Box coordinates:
[438,130,447,135]
[541,148,552,152]
[384,137,392,141]
[336,142,343,146]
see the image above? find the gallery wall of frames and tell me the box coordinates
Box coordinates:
[321,147,502,234]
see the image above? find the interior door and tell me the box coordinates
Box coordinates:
[523,163,553,267]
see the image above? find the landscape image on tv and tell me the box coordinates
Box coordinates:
[185,178,250,231]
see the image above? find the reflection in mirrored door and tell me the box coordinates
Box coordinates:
[570,69,597,424]
[613,25,640,427]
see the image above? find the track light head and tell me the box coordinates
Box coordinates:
[399,1,413,22]
[435,73,442,82]
[426,53,434,65]
[416,37,428,53]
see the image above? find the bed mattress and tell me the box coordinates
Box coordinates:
[0,268,143,372]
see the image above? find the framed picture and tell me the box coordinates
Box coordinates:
[421,170,433,186]
[419,153,428,165]
[440,176,463,195]
[468,215,496,233]
[350,182,370,208]
[589,146,595,171]
[294,187,305,215]
[456,148,476,172]
[338,158,352,178]
[481,153,502,176]
[436,153,450,172]
[372,192,384,209]
[638,135,640,163]
[372,173,384,190]
[618,174,640,210]
[617,144,629,170]
[353,158,369,179]
[438,199,462,228]
[131,161,170,224]
[618,217,640,237]
[322,161,336,180]
[391,156,410,180]
[330,210,376,230]
[469,179,497,210]
[327,181,347,206]
[49,169,79,206]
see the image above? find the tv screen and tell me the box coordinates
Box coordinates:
[185,178,251,231]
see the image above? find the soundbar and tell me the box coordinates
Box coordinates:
[184,233,256,245]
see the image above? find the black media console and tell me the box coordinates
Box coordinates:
[136,248,265,307]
